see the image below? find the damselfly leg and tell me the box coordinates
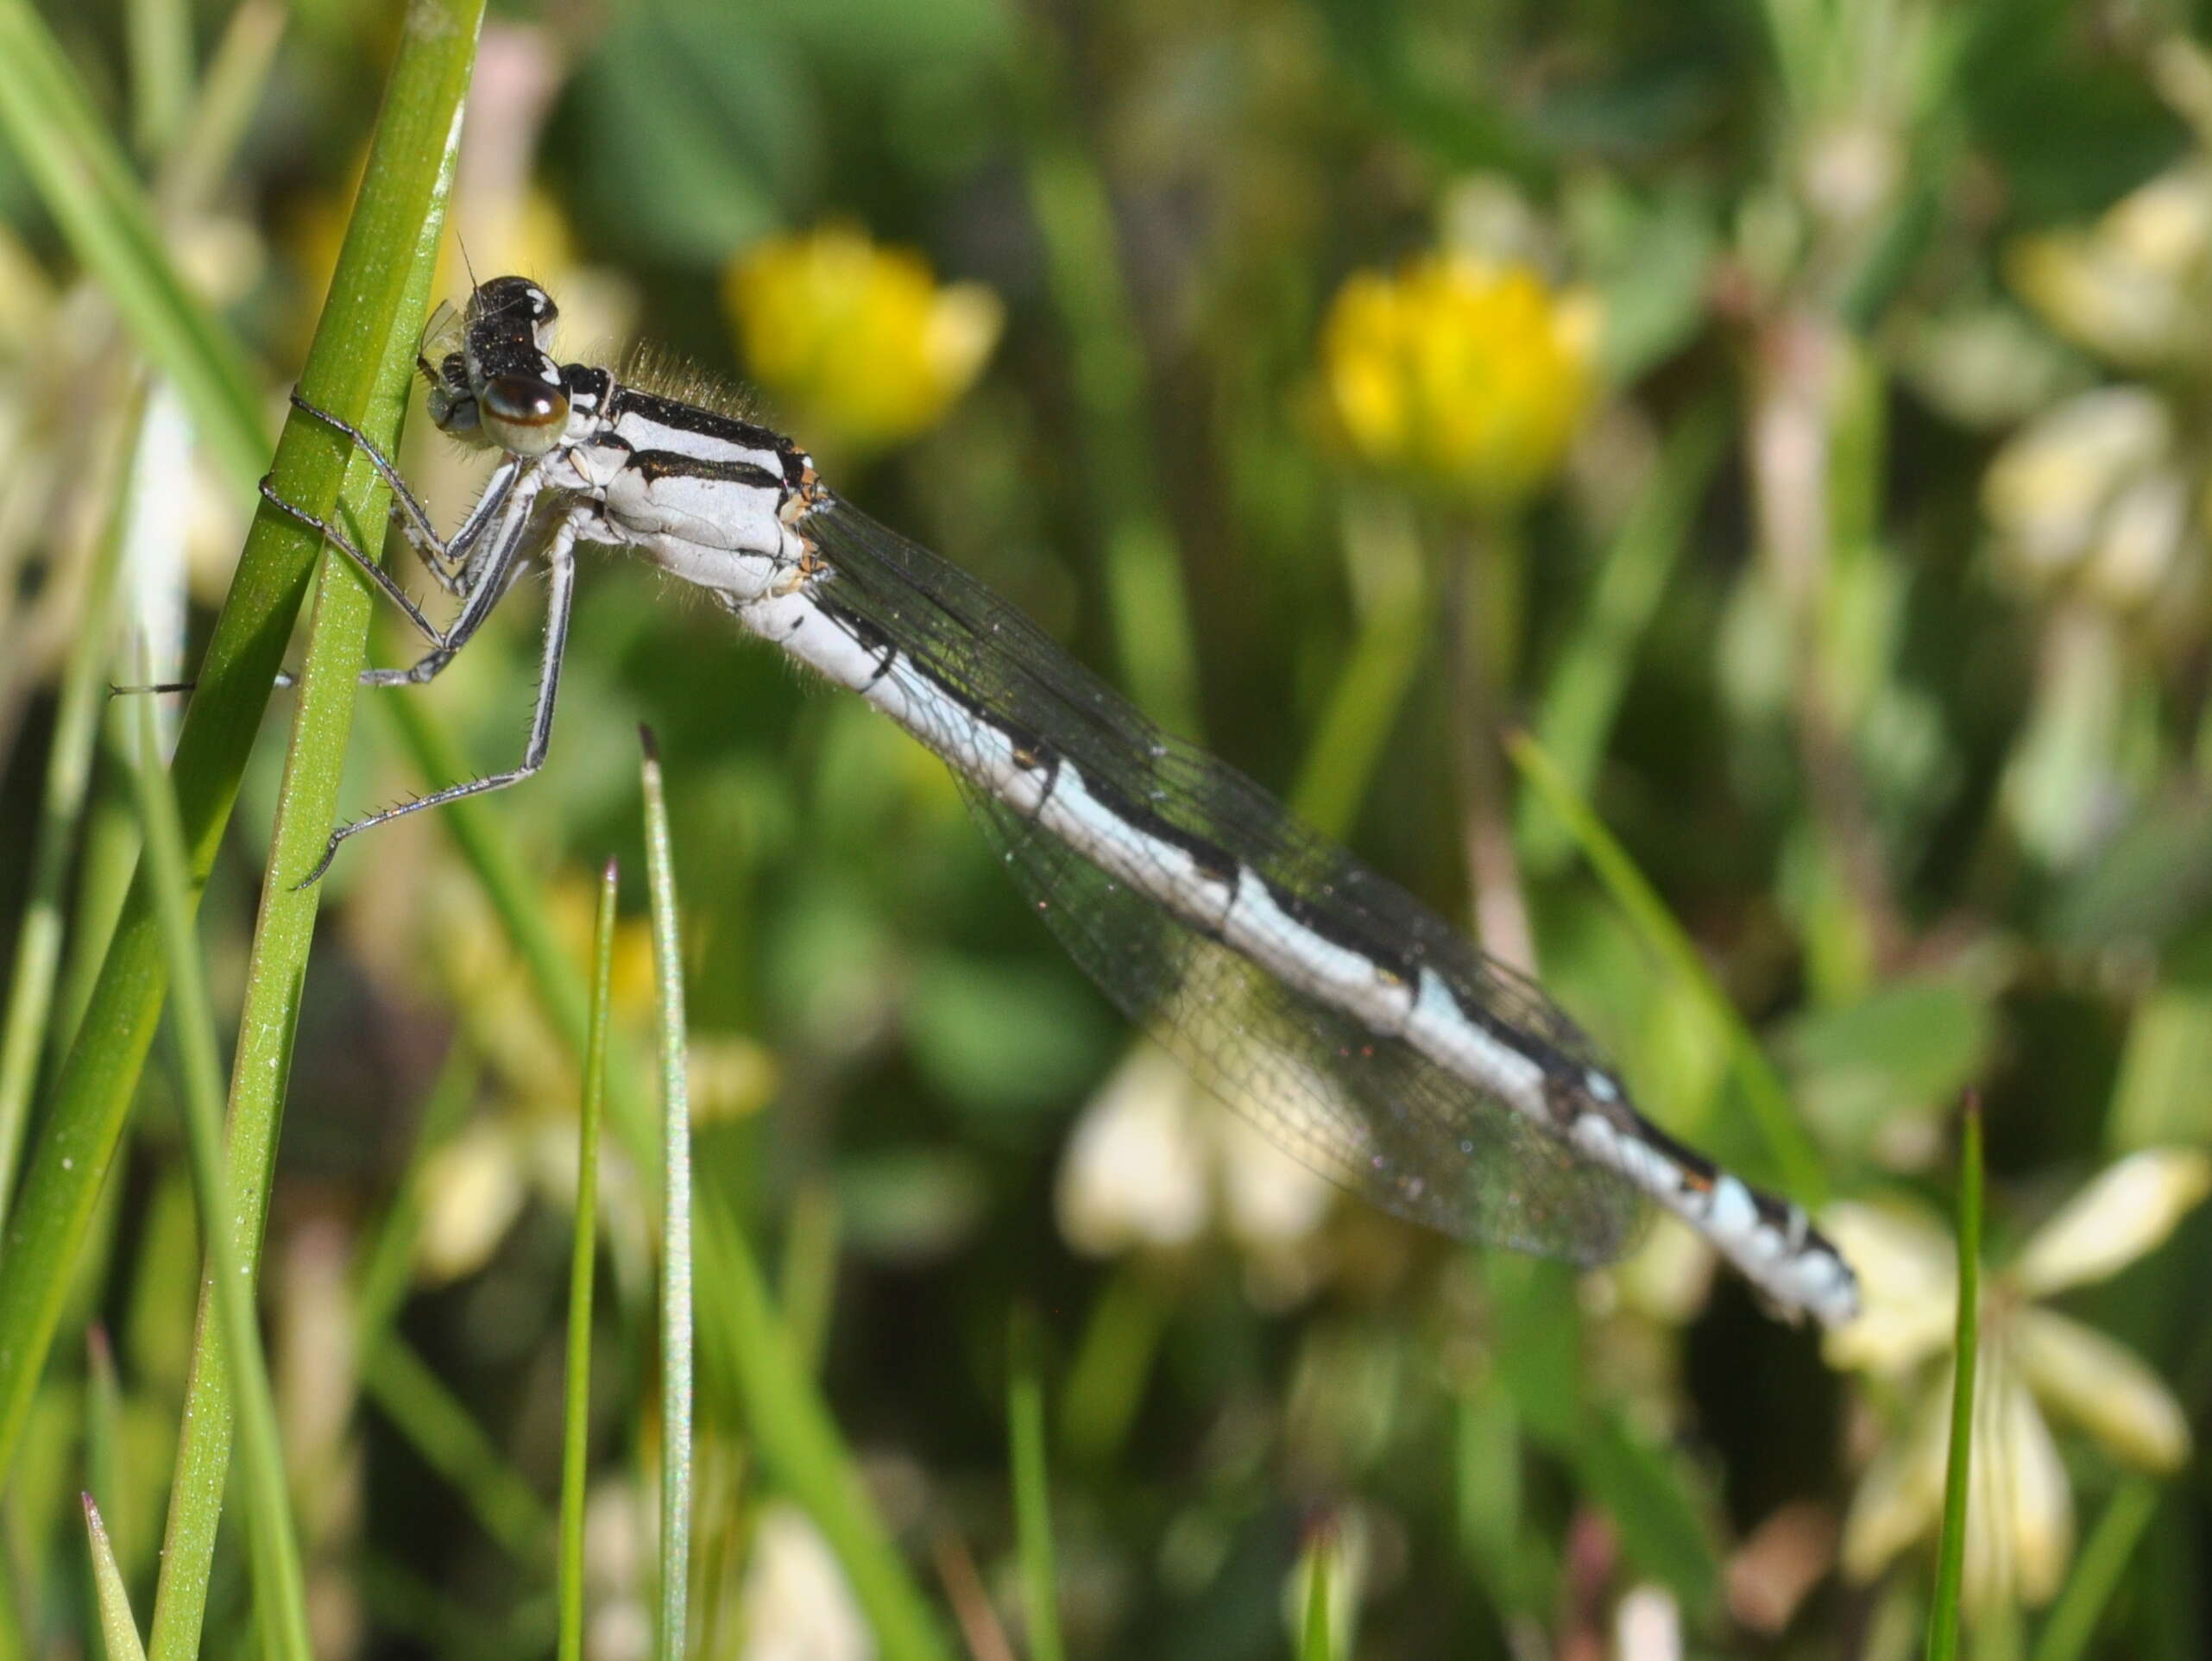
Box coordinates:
[293,524,577,887]
[265,393,584,887]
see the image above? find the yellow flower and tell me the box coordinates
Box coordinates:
[724,224,1002,456]
[1315,253,1597,506]
[1824,1148,2209,1612]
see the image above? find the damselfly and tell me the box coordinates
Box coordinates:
[266,275,1858,1327]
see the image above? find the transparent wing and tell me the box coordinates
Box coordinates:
[805,498,1647,1262]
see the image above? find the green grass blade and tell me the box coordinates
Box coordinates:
[1013,27,1199,735]
[1926,1099,1984,1661]
[1504,726,1828,1203]
[0,0,264,488]
[0,0,485,1515]
[124,0,192,158]
[388,700,951,1661]
[126,673,312,1661]
[16,9,487,1655]
[0,384,148,1222]
[1519,400,1729,871]
[83,1328,123,1548]
[1007,1311,1065,1661]
[558,858,619,1661]
[82,1496,148,1661]
[695,1205,955,1661]
[641,733,694,1661]
[1289,496,1430,843]
[357,1340,551,1563]
[1296,1524,1341,1661]
[778,1183,841,1377]
[2031,1478,2161,1661]
[154,0,287,217]
[381,695,659,1173]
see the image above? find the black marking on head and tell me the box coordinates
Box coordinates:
[563,365,613,412]
[459,280,566,439]
[473,274,558,329]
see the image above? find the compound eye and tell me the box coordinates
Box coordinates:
[481,374,570,456]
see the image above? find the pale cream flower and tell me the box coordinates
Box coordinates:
[1055,1045,1211,1255]
[1055,1041,1336,1274]
[1825,1148,2209,1610]
[2007,163,2212,372]
[1982,386,2199,611]
[405,876,775,1287]
[415,1121,531,1287]
[740,1500,874,1661]
[1613,1583,1683,1661]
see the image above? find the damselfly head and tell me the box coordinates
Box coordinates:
[460,276,570,456]
[421,349,482,442]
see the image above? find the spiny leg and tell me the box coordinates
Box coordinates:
[284,390,467,588]
[296,521,580,888]
[257,475,449,648]
[121,481,536,700]
[307,553,536,694]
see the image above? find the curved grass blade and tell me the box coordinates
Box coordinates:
[126,673,312,1661]
[0,383,148,1220]
[388,698,954,1661]
[0,0,487,1504]
[641,731,694,1661]
[1926,1099,1983,1661]
[1505,726,1828,1205]
[82,1495,147,1661]
[558,858,619,1661]
[2032,1479,2161,1661]
[0,8,489,1656]
[1007,1311,1065,1661]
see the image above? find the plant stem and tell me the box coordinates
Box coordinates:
[641,732,693,1661]
[1927,1098,1984,1661]
[1444,513,1535,972]
[558,858,618,1661]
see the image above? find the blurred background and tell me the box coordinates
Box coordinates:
[3,0,2212,1655]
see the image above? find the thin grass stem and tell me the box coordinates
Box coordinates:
[1007,1311,1065,1661]
[641,731,694,1661]
[558,857,619,1661]
[1927,1098,1984,1661]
